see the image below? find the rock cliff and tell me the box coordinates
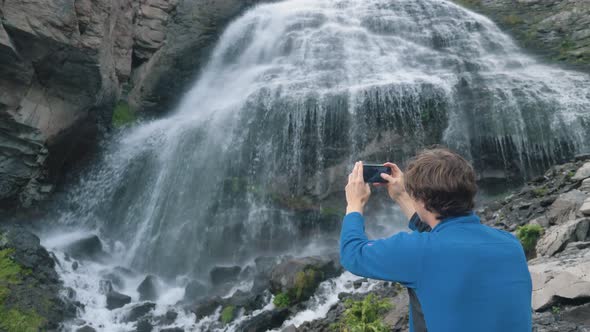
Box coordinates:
[453,0,590,71]
[0,0,265,209]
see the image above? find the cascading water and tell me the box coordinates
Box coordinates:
[38,0,590,330]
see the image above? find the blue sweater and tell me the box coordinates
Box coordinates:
[340,212,532,332]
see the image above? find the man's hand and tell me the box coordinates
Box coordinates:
[378,162,405,200]
[375,162,417,219]
[345,161,371,215]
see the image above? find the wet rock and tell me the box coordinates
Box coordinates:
[136,319,153,332]
[580,179,590,193]
[137,275,159,301]
[99,280,114,295]
[238,308,290,332]
[191,296,223,319]
[64,235,107,261]
[210,266,241,285]
[72,261,79,270]
[0,224,74,330]
[76,326,97,332]
[353,278,368,289]
[125,302,156,322]
[536,219,590,257]
[183,280,208,302]
[223,289,267,313]
[101,271,126,289]
[561,303,590,326]
[163,310,179,324]
[282,325,297,332]
[106,291,132,310]
[529,243,590,311]
[161,328,184,332]
[269,255,343,304]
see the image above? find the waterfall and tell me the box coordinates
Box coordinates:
[40,0,590,330]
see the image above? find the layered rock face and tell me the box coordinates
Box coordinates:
[454,0,590,70]
[0,0,265,208]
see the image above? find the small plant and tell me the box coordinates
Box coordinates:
[533,187,548,198]
[273,292,291,308]
[112,101,135,127]
[502,15,523,25]
[552,305,561,315]
[332,294,392,332]
[220,305,235,325]
[516,224,544,253]
[294,269,319,300]
[566,170,576,179]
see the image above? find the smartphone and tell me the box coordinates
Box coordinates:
[362,163,391,183]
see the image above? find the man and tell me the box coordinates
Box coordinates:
[340,148,532,332]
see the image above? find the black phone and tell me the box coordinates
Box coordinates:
[362,163,391,183]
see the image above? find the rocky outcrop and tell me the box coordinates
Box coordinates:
[453,0,590,71]
[0,0,267,209]
[0,0,134,208]
[128,0,267,114]
[0,224,75,330]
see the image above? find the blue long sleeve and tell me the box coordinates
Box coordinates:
[339,212,427,288]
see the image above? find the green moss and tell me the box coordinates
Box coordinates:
[0,249,45,332]
[502,15,523,25]
[273,292,291,308]
[293,268,321,300]
[566,170,576,179]
[112,101,136,127]
[331,294,392,332]
[516,224,544,253]
[0,308,45,332]
[220,305,235,325]
[533,187,548,198]
[453,0,481,8]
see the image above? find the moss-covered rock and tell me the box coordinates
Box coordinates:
[0,225,74,331]
[451,0,590,71]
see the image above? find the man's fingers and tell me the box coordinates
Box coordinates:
[380,173,395,182]
[384,162,402,177]
[357,161,364,181]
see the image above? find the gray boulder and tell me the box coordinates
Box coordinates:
[64,235,108,261]
[269,255,342,304]
[137,275,159,301]
[209,265,241,285]
[529,242,590,311]
[536,218,590,257]
[547,190,587,226]
[573,163,590,181]
[106,291,132,310]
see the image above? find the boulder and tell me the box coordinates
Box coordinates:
[191,296,223,319]
[124,302,156,322]
[137,275,159,301]
[106,291,132,310]
[536,219,590,257]
[529,243,590,311]
[223,289,267,313]
[547,190,586,226]
[161,328,184,332]
[237,308,290,332]
[183,280,208,302]
[269,255,343,303]
[99,280,114,295]
[572,163,590,181]
[580,178,590,193]
[76,326,97,332]
[561,303,590,326]
[64,235,108,261]
[210,266,241,285]
[136,319,153,332]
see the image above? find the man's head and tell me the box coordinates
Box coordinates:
[404,148,477,223]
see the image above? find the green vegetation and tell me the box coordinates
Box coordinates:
[552,305,561,315]
[566,170,576,179]
[0,248,45,332]
[502,15,523,25]
[453,0,481,8]
[294,268,321,301]
[331,294,393,332]
[112,101,136,127]
[533,187,548,198]
[220,305,236,325]
[273,292,291,308]
[516,224,544,253]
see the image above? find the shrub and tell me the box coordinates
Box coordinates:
[220,305,235,325]
[294,269,319,300]
[332,294,392,332]
[532,187,548,198]
[273,292,290,308]
[516,224,544,253]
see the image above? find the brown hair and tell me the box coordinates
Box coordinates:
[404,147,477,220]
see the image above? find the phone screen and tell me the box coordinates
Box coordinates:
[363,164,391,183]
